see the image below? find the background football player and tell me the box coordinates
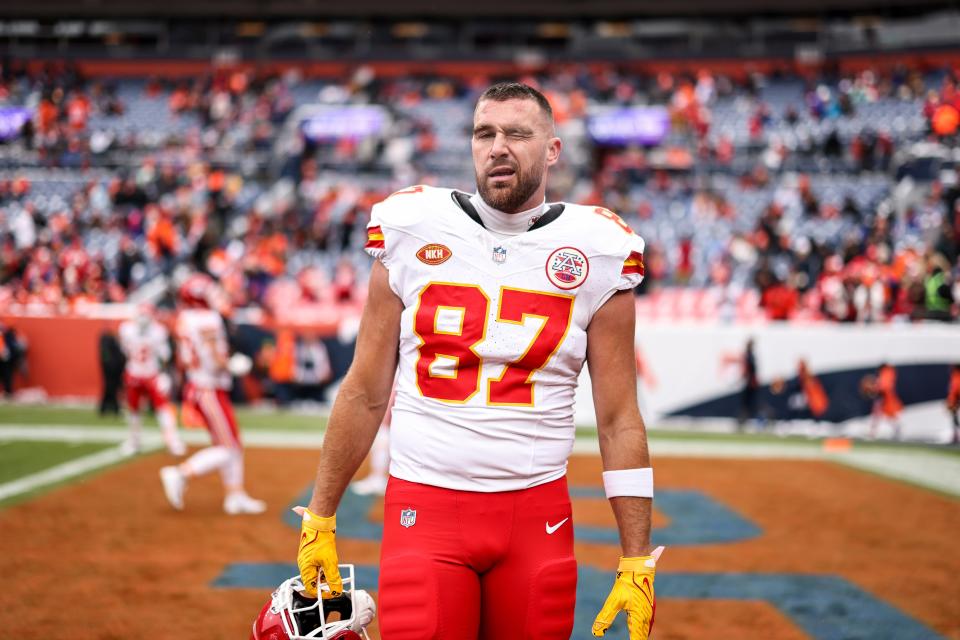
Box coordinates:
[159,273,266,515]
[294,83,660,639]
[117,302,186,456]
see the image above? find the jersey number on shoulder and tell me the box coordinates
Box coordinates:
[593,207,633,235]
[413,283,574,406]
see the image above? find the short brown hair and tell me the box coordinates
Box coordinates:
[478,82,554,121]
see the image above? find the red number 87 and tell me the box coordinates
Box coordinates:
[413,283,575,406]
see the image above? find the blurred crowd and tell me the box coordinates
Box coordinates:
[0,58,958,322]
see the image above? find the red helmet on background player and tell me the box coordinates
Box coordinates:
[177,273,215,309]
[251,566,375,640]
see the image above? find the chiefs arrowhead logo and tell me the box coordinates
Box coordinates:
[417,244,453,265]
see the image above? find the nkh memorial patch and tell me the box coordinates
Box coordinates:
[546,247,589,290]
[400,508,417,528]
[416,243,452,265]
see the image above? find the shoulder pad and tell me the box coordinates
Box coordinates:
[372,185,453,230]
[561,203,645,256]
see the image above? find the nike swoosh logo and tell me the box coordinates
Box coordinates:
[545,518,569,534]
[640,577,654,607]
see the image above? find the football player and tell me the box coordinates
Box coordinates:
[117,302,186,456]
[159,273,266,515]
[295,83,660,638]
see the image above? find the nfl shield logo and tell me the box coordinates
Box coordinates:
[492,246,507,263]
[400,508,417,528]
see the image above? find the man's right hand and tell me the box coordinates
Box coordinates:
[294,506,343,599]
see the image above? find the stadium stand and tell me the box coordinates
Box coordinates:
[0,54,957,323]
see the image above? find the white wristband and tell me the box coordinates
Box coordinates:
[602,468,654,498]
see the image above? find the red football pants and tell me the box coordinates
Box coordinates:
[378,476,577,640]
[124,373,169,412]
[183,383,241,448]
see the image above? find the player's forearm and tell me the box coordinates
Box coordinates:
[599,415,653,557]
[307,373,387,516]
[609,496,652,557]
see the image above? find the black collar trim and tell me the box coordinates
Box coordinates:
[451,191,485,227]
[451,191,565,232]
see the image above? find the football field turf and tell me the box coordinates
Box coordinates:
[0,440,114,484]
[0,404,957,639]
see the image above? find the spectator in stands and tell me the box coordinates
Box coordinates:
[924,259,955,322]
[0,59,957,329]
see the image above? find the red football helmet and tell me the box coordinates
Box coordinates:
[251,565,375,640]
[177,273,215,308]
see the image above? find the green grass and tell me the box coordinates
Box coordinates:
[0,405,327,432]
[0,439,122,509]
[0,440,113,483]
[1,405,956,458]
[0,440,114,484]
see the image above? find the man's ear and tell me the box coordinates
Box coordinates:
[546,137,562,167]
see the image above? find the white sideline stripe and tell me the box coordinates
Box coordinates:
[833,450,960,497]
[0,446,132,502]
[0,425,327,449]
[2,425,957,497]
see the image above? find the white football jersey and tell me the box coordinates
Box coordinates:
[118,319,170,379]
[365,185,645,491]
[176,308,231,389]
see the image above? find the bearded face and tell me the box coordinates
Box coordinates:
[471,98,560,214]
[475,153,546,213]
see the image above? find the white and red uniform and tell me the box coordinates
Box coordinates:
[364,185,645,639]
[176,308,239,447]
[118,318,172,411]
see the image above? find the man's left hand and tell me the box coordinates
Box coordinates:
[592,546,664,639]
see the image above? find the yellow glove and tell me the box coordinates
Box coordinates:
[294,506,343,599]
[592,546,664,639]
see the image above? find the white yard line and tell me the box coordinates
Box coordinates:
[2,425,958,498]
[0,425,131,443]
[0,446,131,502]
[0,425,326,449]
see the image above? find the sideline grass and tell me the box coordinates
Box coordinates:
[0,440,126,509]
[0,440,114,485]
[1,404,956,458]
[0,405,326,432]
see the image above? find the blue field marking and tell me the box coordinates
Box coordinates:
[282,485,384,540]
[214,564,945,640]
[284,484,762,545]
[569,486,761,545]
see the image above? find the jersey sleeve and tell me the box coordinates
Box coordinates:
[363,185,431,270]
[587,209,647,317]
[364,211,387,263]
[616,233,646,291]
